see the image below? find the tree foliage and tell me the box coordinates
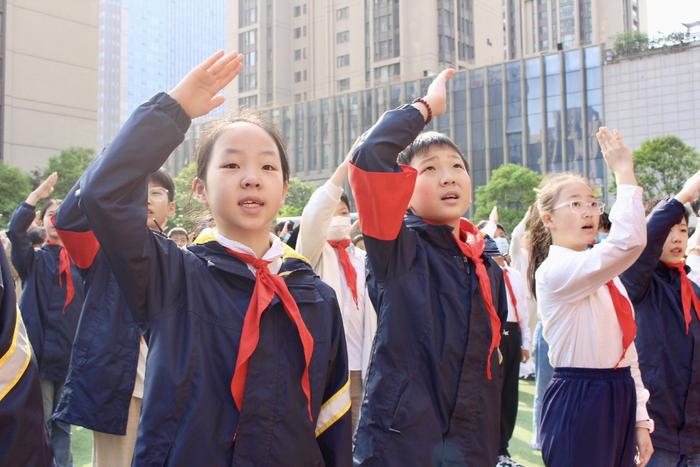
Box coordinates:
[616,135,700,203]
[613,31,649,56]
[279,178,316,217]
[38,147,95,199]
[0,163,33,228]
[171,162,207,233]
[473,164,542,233]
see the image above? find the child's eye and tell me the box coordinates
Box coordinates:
[221,162,239,169]
[453,163,464,170]
[262,164,277,171]
[570,201,583,209]
[422,166,436,173]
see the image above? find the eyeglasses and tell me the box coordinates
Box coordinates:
[148,187,170,202]
[552,200,606,215]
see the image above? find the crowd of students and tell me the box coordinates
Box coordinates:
[0,51,699,467]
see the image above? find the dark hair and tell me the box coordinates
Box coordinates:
[148,168,175,201]
[274,220,295,236]
[40,199,61,220]
[476,220,488,230]
[167,227,188,238]
[28,227,47,246]
[339,193,350,210]
[646,197,689,224]
[397,131,469,172]
[195,112,290,184]
[527,172,588,298]
[598,212,612,232]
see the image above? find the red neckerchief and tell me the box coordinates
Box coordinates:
[502,268,520,324]
[453,219,501,380]
[46,240,74,312]
[664,262,700,334]
[327,239,359,308]
[224,248,314,422]
[605,280,636,367]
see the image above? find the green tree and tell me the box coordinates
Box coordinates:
[473,164,542,233]
[616,135,700,203]
[613,31,649,56]
[279,177,316,217]
[171,162,207,233]
[0,162,33,228]
[39,147,95,199]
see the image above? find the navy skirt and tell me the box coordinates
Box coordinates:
[540,367,637,467]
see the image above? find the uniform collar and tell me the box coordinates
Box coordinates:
[214,229,284,275]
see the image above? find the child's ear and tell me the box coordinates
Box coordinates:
[281,180,289,202]
[168,201,177,218]
[192,178,208,206]
[541,211,554,230]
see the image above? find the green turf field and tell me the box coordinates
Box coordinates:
[71,380,545,466]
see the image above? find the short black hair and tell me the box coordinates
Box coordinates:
[28,227,46,246]
[397,131,469,172]
[40,199,61,220]
[148,168,175,201]
[339,193,350,210]
[599,212,612,232]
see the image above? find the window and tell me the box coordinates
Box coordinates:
[374,63,400,83]
[294,5,302,17]
[239,95,258,109]
[336,7,349,20]
[294,71,302,82]
[239,0,257,27]
[294,27,302,39]
[336,54,350,68]
[337,78,350,91]
[336,30,350,44]
[294,49,303,60]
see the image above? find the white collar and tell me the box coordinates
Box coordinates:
[214,229,284,275]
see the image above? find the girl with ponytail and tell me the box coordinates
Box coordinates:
[532,128,654,466]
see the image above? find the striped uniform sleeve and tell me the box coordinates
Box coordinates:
[315,293,352,467]
[347,105,425,281]
[53,179,101,271]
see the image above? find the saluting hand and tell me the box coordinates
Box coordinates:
[26,172,58,207]
[169,51,244,119]
[413,69,455,121]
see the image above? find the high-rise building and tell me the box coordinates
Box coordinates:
[505,0,647,60]
[98,0,227,149]
[227,0,505,111]
[3,0,98,172]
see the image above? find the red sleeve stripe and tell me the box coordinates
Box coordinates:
[348,161,416,241]
[55,228,101,269]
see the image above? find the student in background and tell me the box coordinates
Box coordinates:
[620,170,700,467]
[167,227,189,247]
[7,172,85,467]
[297,151,377,432]
[530,128,652,466]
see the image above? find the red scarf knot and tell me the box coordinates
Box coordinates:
[46,240,74,312]
[453,219,502,380]
[224,248,315,423]
[663,261,700,334]
[605,280,637,367]
[327,239,359,308]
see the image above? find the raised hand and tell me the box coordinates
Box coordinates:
[489,206,499,223]
[169,51,244,119]
[596,127,636,186]
[413,69,455,121]
[675,168,700,205]
[26,172,58,207]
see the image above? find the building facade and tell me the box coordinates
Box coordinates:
[505,0,647,60]
[227,0,505,111]
[98,0,227,149]
[3,0,98,172]
[169,44,607,198]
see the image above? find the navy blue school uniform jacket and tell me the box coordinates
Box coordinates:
[348,105,507,466]
[7,203,84,383]
[51,183,143,435]
[0,244,53,466]
[621,198,700,456]
[74,92,352,466]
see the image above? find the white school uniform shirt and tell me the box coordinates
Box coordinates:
[297,180,377,378]
[502,265,531,351]
[536,185,652,424]
[132,337,148,398]
[687,254,700,286]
